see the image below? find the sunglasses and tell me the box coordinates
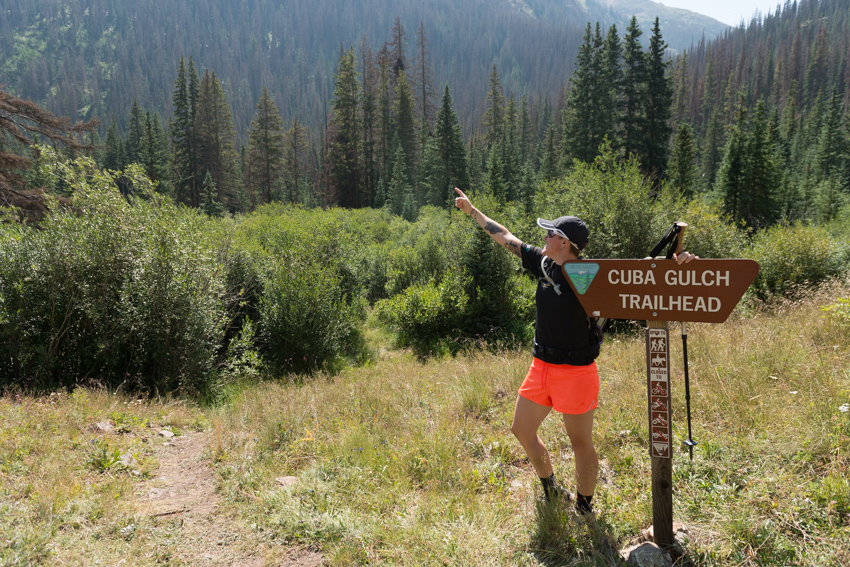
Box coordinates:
[546,229,567,239]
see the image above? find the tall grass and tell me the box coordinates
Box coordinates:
[1,284,848,565]
[204,283,849,566]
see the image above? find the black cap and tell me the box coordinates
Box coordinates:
[537,216,589,250]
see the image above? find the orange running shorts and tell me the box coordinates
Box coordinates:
[518,357,599,415]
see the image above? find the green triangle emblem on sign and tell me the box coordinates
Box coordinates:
[563,263,599,295]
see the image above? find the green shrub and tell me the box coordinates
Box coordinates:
[375,269,470,355]
[0,153,226,395]
[678,198,746,259]
[537,148,686,259]
[259,256,366,374]
[746,223,845,299]
[226,205,370,374]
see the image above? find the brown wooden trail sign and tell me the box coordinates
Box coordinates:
[560,258,760,323]
[559,228,760,550]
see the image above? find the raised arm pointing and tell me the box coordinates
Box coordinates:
[454,187,522,258]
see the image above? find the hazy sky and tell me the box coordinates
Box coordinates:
[658,1,784,26]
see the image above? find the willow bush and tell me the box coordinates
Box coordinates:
[0,154,225,395]
[745,223,846,299]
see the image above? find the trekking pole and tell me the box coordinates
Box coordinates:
[681,321,697,460]
[670,224,698,461]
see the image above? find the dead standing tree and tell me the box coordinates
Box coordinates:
[0,87,98,222]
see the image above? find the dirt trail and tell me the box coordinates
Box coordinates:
[135,432,322,567]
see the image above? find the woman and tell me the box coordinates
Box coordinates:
[453,187,696,515]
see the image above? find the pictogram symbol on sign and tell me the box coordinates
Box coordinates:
[651,382,668,396]
[652,428,669,441]
[652,442,669,456]
[651,397,668,412]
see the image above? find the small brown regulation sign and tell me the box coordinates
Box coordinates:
[561,259,760,323]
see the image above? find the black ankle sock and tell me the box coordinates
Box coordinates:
[576,492,593,514]
[540,474,558,500]
[540,474,571,501]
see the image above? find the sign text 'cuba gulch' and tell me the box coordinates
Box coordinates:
[562,259,760,323]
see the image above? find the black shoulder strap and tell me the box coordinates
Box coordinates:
[648,223,682,260]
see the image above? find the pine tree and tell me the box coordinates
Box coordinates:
[502,93,519,199]
[138,111,169,190]
[815,90,847,186]
[600,24,622,147]
[700,108,725,192]
[126,99,144,164]
[102,115,125,171]
[519,95,533,167]
[482,65,505,147]
[467,134,487,192]
[387,144,413,218]
[621,17,646,163]
[714,94,749,224]
[412,21,436,139]
[671,49,690,126]
[643,18,673,182]
[195,69,241,210]
[326,45,361,208]
[541,123,559,182]
[171,56,202,206]
[486,142,506,201]
[699,54,716,135]
[563,23,601,166]
[283,117,309,204]
[430,84,468,210]
[668,123,697,198]
[743,100,781,227]
[389,17,409,81]
[245,86,285,204]
[715,95,781,227]
[360,36,378,205]
[377,48,393,185]
[518,161,537,215]
[393,70,418,182]
[200,170,224,217]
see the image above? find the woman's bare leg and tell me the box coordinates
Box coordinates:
[510,395,554,477]
[561,409,598,497]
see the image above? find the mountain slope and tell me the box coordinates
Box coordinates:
[0,0,727,138]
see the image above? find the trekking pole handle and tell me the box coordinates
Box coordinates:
[673,221,688,256]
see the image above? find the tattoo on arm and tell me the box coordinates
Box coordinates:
[483,221,503,235]
[503,241,521,257]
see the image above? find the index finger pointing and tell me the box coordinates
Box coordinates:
[454,187,466,199]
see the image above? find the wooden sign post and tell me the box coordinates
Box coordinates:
[561,232,759,549]
[647,322,673,545]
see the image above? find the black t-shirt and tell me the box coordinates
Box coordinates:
[521,243,597,366]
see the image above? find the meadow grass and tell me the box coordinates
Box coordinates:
[1,284,848,566]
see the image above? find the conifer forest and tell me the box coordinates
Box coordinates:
[0,0,846,225]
